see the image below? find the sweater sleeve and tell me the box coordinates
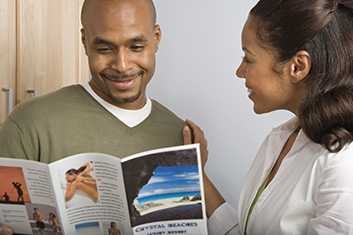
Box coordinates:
[0,117,33,160]
[208,203,241,235]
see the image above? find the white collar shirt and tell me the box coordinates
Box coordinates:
[208,118,353,235]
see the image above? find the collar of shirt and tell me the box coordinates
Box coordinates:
[82,83,152,128]
[271,117,312,157]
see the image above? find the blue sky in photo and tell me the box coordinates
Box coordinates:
[136,165,201,201]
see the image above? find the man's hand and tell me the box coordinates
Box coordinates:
[0,224,13,235]
[183,119,208,168]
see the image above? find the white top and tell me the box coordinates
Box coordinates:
[61,182,96,209]
[208,118,353,235]
[82,83,152,128]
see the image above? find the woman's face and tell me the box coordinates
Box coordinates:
[236,16,300,114]
[66,173,77,183]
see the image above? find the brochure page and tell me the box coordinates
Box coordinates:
[0,158,63,235]
[49,153,132,235]
[121,144,208,235]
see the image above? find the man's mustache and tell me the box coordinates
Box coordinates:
[101,70,144,81]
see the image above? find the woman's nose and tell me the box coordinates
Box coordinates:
[235,63,245,79]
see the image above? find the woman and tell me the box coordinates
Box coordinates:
[65,162,98,204]
[184,0,353,234]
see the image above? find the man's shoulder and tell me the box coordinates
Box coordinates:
[9,85,90,123]
[151,99,184,125]
[26,84,87,106]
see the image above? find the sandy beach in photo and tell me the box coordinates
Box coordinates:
[138,198,201,216]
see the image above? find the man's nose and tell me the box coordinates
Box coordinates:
[112,48,130,72]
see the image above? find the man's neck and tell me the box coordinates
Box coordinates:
[88,80,146,110]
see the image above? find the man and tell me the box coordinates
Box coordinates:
[1,192,10,203]
[12,182,24,203]
[0,0,184,161]
[32,208,45,235]
[108,222,121,235]
[0,1,225,234]
[0,224,13,235]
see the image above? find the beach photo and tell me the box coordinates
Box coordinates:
[134,165,202,222]
[122,148,204,227]
[0,166,31,205]
[26,203,63,235]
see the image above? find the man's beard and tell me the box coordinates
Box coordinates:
[108,89,142,106]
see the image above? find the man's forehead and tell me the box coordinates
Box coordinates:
[81,0,156,28]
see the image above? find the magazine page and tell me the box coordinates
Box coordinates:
[0,158,64,235]
[121,144,208,235]
[48,153,132,235]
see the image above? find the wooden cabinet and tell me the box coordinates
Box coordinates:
[0,0,16,124]
[0,0,89,124]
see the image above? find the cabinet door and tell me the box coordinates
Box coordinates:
[78,0,90,85]
[0,0,16,124]
[16,0,89,104]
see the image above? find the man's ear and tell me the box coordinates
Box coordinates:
[153,24,161,52]
[81,28,88,55]
[288,50,311,83]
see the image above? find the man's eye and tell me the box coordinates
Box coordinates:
[96,47,112,53]
[130,45,145,52]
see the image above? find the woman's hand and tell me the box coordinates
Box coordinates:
[183,119,208,168]
[183,119,225,217]
[65,181,78,201]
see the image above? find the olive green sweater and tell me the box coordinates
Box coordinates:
[0,85,184,162]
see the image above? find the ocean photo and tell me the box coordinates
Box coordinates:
[133,165,203,225]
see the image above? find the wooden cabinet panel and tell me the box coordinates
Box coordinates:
[78,0,90,84]
[16,0,89,104]
[0,0,89,125]
[0,0,16,123]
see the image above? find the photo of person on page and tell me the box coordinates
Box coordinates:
[63,161,98,208]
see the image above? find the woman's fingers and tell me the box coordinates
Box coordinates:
[183,125,192,145]
[184,119,209,167]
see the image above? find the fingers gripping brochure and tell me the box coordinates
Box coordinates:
[0,144,208,235]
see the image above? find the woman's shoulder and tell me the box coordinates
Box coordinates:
[316,143,353,166]
[313,143,353,186]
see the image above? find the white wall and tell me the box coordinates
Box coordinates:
[149,0,292,207]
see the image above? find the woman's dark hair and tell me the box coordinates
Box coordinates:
[250,0,353,152]
[65,168,79,175]
[77,165,87,173]
[66,164,89,176]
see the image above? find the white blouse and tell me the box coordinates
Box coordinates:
[208,118,353,235]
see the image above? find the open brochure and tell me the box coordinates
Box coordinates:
[0,144,208,235]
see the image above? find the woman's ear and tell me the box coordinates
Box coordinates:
[288,50,311,83]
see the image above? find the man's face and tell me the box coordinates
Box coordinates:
[82,1,161,109]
